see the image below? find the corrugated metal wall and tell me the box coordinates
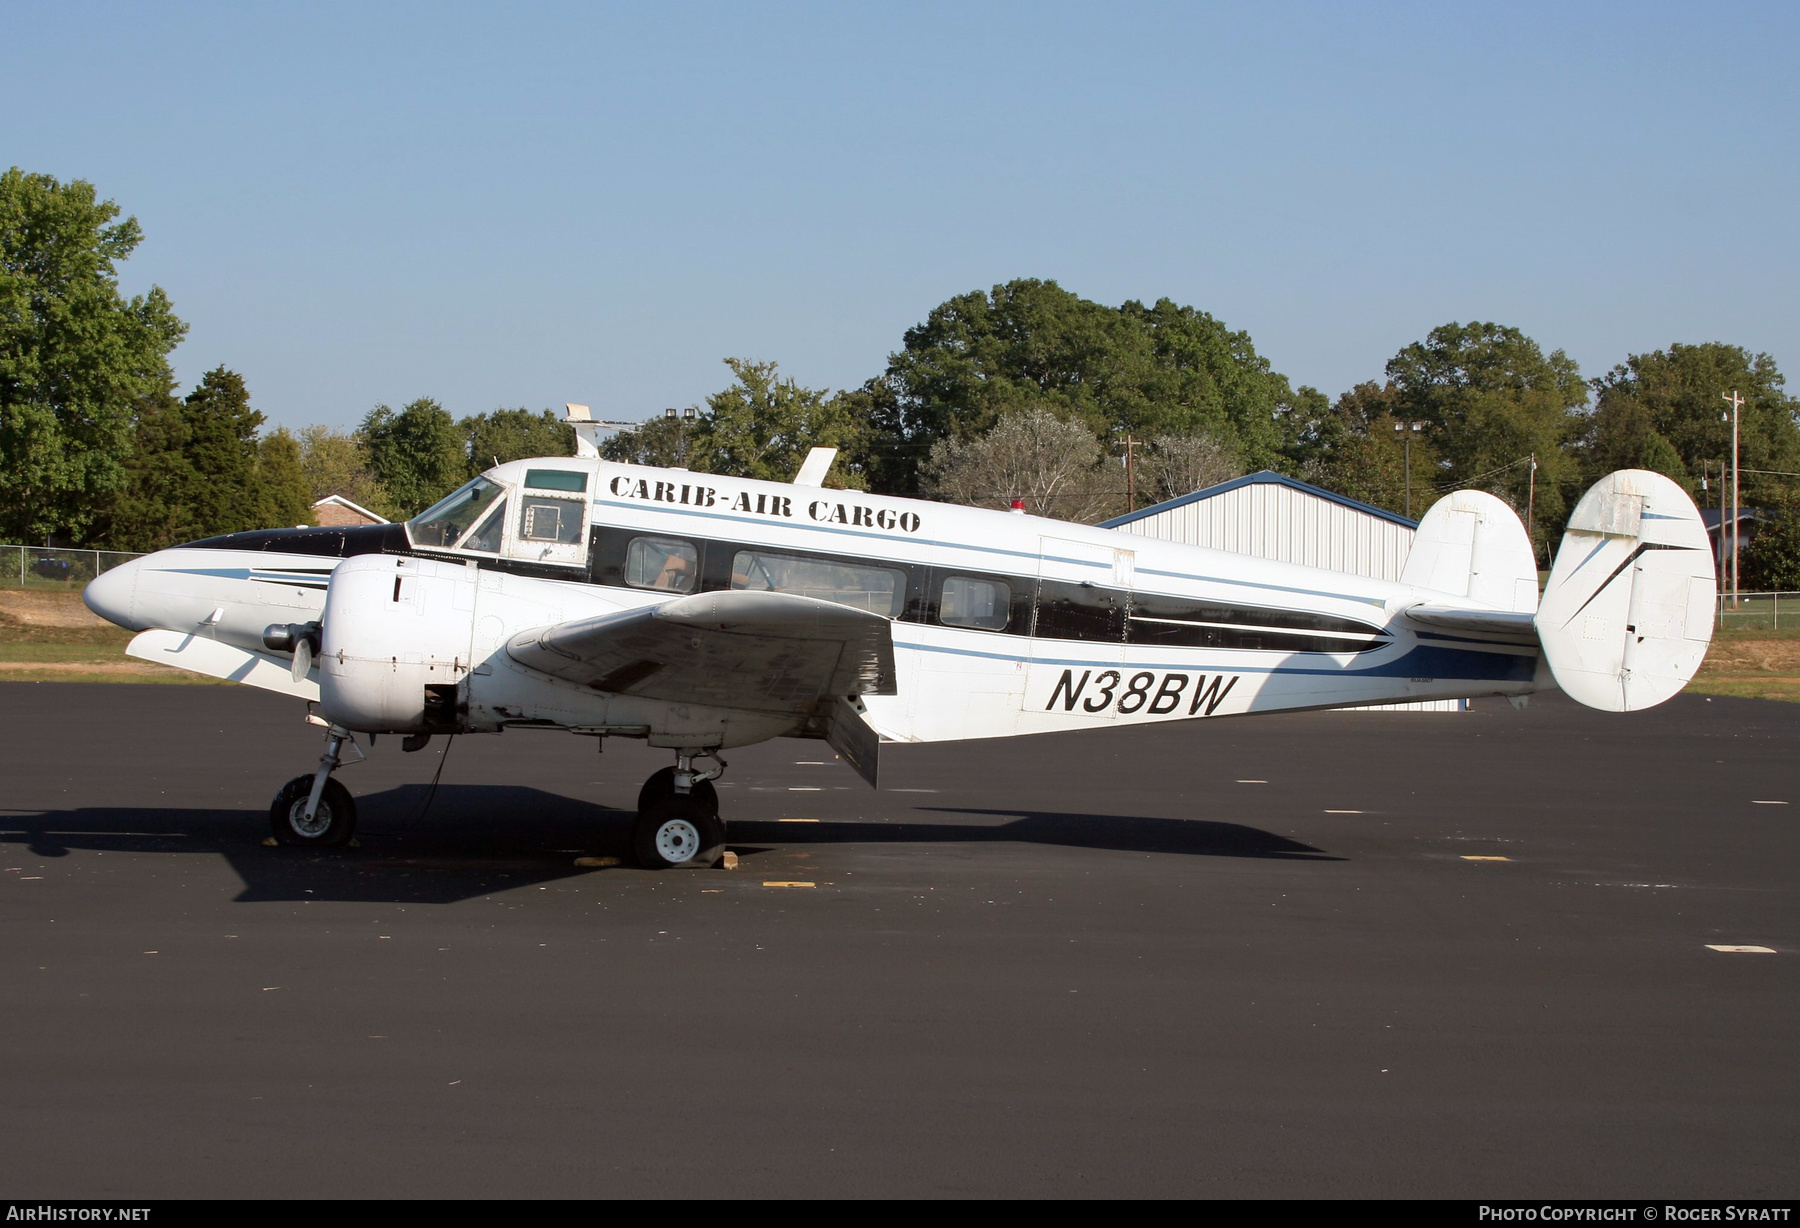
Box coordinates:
[1113,482,1414,581]
[1115,482,1468,711]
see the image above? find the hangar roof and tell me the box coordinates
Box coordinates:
[1099,470,1418,531]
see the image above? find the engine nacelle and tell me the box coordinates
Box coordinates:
[318,554,477,733]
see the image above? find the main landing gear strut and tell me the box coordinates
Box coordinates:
[633,749,727,869]
[269,725,364,847]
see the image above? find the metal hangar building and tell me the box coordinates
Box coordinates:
[1101,470,1465,712]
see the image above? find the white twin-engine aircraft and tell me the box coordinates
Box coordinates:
[83,446,1715,868]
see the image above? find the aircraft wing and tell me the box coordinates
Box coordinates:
[505,589,897,716]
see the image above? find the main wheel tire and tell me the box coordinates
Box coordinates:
[269,774,358,847]
[636,766,719,816]
[633,794,725,870]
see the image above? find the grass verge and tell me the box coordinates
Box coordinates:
[0,611,220,683]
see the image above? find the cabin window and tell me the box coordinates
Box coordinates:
[1127,592,1386,653]
[408,477,505,549]
[625,537,698,593]
[461,502,507,552]
[1034,580,1126,642]
[730,550,904,618]
[519,496,585,544]
[525,468,588,493]
[938,576,1010,631]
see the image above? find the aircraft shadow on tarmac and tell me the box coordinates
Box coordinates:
[0,785,1334,905]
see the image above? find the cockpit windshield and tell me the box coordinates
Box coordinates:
[407,477,507,549]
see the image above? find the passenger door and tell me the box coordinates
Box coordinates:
[1027,536,1132,721]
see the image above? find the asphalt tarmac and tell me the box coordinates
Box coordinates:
[1,681,1796,1199]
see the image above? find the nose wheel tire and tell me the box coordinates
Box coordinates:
[269,774,358,847]
[634,794,724,869]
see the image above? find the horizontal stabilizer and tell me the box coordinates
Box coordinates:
[1403,604,1538,637]
[1536,469,1714,712]
[507,588,896,716]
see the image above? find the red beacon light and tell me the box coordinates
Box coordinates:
[1009,499,1026,514]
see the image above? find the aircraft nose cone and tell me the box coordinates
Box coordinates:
[83,558,142,630]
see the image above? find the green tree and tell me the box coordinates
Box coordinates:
[257,428,314,528]
[0,168,186,543]
[1741,488,1800,590]
[179,367,269,537]
[98,377,197,550]
[299,424,391,517]
[463,407,575,470]
[361,398,466,517]
[600,413,691,469]
[878,279,1298,492]
[1584,344,1800,499]
[828,376,911,493]
[1386,322,1586,551]
[1290,381,1430,517]
[691,358,869,487]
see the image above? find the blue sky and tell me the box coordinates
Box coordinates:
[11,1,1797,431]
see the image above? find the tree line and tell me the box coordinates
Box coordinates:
[8,168,1800,581]
[607,282,1800,581]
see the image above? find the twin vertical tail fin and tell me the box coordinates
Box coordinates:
[1400,489,1540,613]
[1536,470,1715,712]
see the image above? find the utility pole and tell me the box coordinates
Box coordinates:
[1122,434,1141,514]
[1394,421,1424,518]
[1723,390,1745,607]
[1715,460,1726,593]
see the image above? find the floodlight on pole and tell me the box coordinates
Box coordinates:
[1526,453,1537,566]
[1393,420,1425,518]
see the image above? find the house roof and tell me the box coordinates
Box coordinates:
[311,494,389,524]
[1099,469,1419,531]
[1700,507,1762,531]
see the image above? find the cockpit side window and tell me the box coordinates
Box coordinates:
[408,478,506,549]
[460,501,507,552]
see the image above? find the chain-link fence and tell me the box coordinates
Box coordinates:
[1716,592,1800,632]
[0,545,145,591]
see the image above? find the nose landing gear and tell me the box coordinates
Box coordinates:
[269,726,364,847]
[633,749,726,869]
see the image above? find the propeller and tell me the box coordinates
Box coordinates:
[291,635,313,683]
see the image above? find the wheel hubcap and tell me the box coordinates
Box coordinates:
[288,799,331,839]
[654,818,701,863]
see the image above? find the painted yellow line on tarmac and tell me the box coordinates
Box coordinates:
[778,818,820,823]
[1461,855,1511,861]
[763,881,815,888]
[1325,809,1362,814]
[1706,944,1776,953]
